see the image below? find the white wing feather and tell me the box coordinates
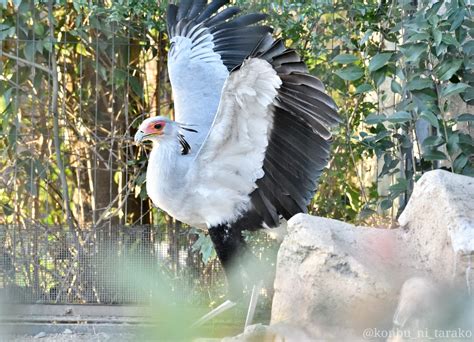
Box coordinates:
[187,58,282,226]
[168,34,229,153]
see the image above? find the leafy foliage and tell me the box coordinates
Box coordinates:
[241,0,473,221]
[0,0,168,227]
[0,0,472,234]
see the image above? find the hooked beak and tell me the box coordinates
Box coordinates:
[134,130,146,144]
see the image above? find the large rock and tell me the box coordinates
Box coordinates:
[269,170,473,340]
[270,214,401,339]
[398,170,474,284]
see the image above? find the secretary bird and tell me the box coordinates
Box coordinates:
[134,0,340,306]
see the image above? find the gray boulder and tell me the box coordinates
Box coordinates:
[269,170,473,340]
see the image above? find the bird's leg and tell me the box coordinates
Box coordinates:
[206,224,266,328]
[191,299,236,328]
[245,280,263,328]
[208,223,247,299]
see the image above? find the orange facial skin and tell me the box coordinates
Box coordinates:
[142,120,166,136]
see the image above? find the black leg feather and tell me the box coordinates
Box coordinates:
[208,223,246,299]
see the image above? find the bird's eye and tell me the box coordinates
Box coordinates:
[154,123,163,130]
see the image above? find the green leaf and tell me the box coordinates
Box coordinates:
[463,40,474,55]
[379,199,393,211]
[442,34,460,48]
[427,2,443,19]
[391,80,402,94]
[33,23,44,36]
[406,33,430,43]
[450,8,466,31]
[24,41,36,61]
[192,232,216,265]
[387,111,412,123]
[0,26,15,40]
[457,113,474,122]
[355,83,373,94]
[433,28,442,47]
[372,69,387,87]
[389,178,408,193]
[453,154,468,172]
[73,1,81,12]
[462,167,474,177]
[373,130,391,142]
[359,29,373,46]
[447,133,460,156]
[368,53,393,72]
[379,153,399,178]
[43,38,53,53]
[423,150,448,161]
[458,134,474,155]
[335,66,364,81]
[113,69,127,87]
[441,83,470,97]
[130,76,143,98]
[331,54,358,64]
[2,203,14,216]
[365,113,386,125]
[435,59,463,81]
[435,43,448,57]
[407,77,433,91]
[422,135,444,148]
[8,124,17,150]
[0,88,13,114]
[419,111,439,129]
[76,43,89,56]
[462,87,474,102]
[400,43,426,63]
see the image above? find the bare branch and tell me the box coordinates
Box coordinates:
[0,50,52,74]
[48,0,80,246]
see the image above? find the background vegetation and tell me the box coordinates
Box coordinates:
[0,0,472,298]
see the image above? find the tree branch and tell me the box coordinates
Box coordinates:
[48,0,80,246]
[0,50,52,74]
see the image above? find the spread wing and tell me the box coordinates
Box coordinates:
[166,0,273,151]
[188,36,341,228]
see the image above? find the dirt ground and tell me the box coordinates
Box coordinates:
[12,334,117,341]
[10,331,139,341]
[9,332,222,341]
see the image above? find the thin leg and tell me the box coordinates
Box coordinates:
[191,299,236,328]
[245,280,263,328]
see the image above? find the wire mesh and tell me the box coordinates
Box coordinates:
[0,0,360,306]
[0,0,428,307]
[0,0,278,307]
[0,224,226,304]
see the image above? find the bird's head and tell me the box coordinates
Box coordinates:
[134,116,175,144]
[134,116,197,155]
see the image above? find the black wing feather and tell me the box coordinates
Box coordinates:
[195,0,228,23]
[176,0,193,21]
[233,35,340,229]
[187,0,207,19]
[167,0,272,71]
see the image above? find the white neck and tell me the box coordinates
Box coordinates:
[146,138,183,208]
